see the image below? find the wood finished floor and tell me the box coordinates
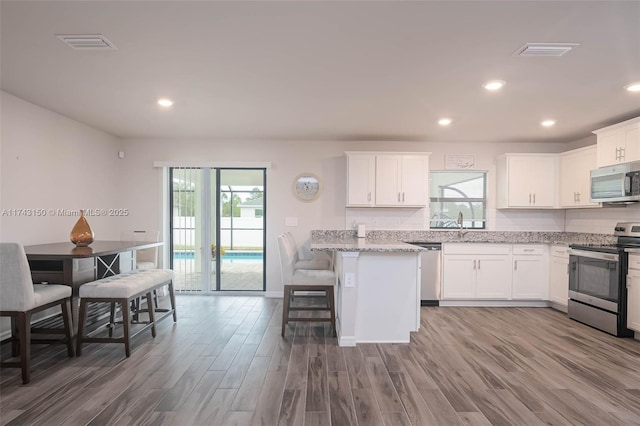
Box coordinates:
[1,295,640,426]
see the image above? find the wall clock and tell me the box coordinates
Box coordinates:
[293,173,322,202]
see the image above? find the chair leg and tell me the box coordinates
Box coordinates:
[18,312,31,384]
[108,302,116,337]
[76,299,88,356]
[282,285,291,337]
[146,292,156,338]
[122,300,131,357]
[327,287,337,337]
[11,316,19,357]
[168,281,177,322]
[61,298,75,357]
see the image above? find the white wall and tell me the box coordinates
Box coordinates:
[2,93,634,297]
[0,91,123,244]
[118,138,572,294]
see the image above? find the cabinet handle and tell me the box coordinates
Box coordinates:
[533,193,536,204]
[402,192,405,202]
[473,259,476,270]
[621,147,625,161]
[367,192,371,202]
[477,260,481,270]
[514,260,518,270]
[529,193,532,204]
[524,248,534,252]
[576,192,580,203]
[398,192,401,202]
[616,147,620,161]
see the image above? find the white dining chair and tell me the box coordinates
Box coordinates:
[0,243,74,384]
[277,233,336,337]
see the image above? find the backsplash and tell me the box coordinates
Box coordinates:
[565,204,640,233]
[346,208,566,232]
[346,204,639,234]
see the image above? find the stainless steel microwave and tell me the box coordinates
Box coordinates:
[591,161,640,203]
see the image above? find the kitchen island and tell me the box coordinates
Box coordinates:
[311,239,425,346]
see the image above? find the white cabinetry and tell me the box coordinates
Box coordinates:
[548,245,570,310]
[559,146,600,208]
[346,152,429,208]
[496,154,558,208]
[347,153,376,207]
[627,253,640,333]
[442,244,511,299]
[594,116,640,167]
[512,245,548,299]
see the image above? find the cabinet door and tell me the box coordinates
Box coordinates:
[506,156,556,207]
[347,154,376,206]
[627,270,640,333]
[375,155,402,206]
[506,156,535,207]
[475,256,510,299]
[624,126,640,163]
[577,146,599,207]
[597,130,624,167]
[442,256,476,299]
[512,256,547,299]
[549,255,569,306]
[400,156,428,206]
[559,153,579,207]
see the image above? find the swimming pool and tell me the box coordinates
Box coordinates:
[173,250,263,262]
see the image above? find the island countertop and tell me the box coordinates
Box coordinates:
[311,240,427,253]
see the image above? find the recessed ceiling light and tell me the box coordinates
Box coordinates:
[625,82,640,92]
[158,98,174,107]
[541,119,556,127]
[483,80,506,91]
[438,118,452,126]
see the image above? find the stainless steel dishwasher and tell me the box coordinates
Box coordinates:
[407,242,442,306]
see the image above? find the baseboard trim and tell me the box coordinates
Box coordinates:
[338,336,356,347]
[439,300,550,308]
[264,291,282,298]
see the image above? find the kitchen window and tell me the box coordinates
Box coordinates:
[429,171,486,229]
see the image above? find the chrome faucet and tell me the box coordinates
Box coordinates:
[457,212,468,236]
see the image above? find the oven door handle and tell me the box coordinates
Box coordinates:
[569,249,619,262]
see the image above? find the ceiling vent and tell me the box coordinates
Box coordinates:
[514,43,579,57]
[56,34,117,50]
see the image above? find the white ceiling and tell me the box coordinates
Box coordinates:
[2,1,640,144]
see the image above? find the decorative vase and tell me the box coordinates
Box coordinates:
[70,210,94,247]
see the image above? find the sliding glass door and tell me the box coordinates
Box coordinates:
[170,167,266,292]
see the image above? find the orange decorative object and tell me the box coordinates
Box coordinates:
[70,210,94,247]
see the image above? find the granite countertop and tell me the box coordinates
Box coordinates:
[311,240,427,253]
[311,230,617,250]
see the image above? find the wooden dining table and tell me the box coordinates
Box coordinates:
[24,240,163,295]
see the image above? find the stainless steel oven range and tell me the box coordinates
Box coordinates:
[568,222,640,337]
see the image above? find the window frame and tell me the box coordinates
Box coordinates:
[429,170,487,230]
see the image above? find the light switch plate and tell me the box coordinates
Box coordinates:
[344,273,355,288]
[285,217,298,227]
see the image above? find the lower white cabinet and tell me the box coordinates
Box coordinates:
[442,244,511,299]
[512,245,548,299]
[442,243,550,301]
[549,246,570,308]
[627,254,640,333]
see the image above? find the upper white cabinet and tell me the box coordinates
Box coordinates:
[559,145,600,208]
[594,116,640,167]
[496,154,558,208]
[346,152,429,208]
[346,153,376,207]
[375,155,429,207]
